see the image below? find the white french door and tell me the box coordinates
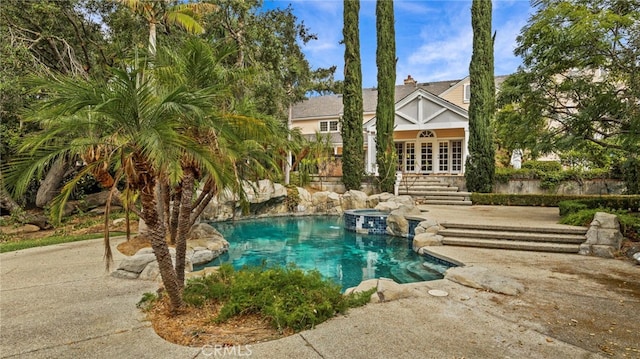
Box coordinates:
[420,142,433,173]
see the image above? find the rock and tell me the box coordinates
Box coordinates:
[138,261,160,281]
[296,187,312,212]
[591,212,620,229]
[591,245,616,259]
[116,253,157,273]
[445,266,525,296]
[633,252,640,265]
[1,224,41,235]
[374,201,401,212]
[412,233,443,252]
[327,192,342,213]
[344,278,378,296]
[386,205,422,237]
[112,218,126,226]
[375,201,401,212]
[416,219,441,233]
[367,193,394,208]
[375,278,411,302]
[190,250,215,265]
[580,212,624,258]
[135,247,155,255]
[342,190,368,210]
[186,266,220,280]
[188,223,225,242]
[110,269,140,280]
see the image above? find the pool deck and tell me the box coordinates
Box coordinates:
[1,205,639,358]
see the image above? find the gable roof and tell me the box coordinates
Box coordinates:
[291,79,462,120]
[363,88,469,130]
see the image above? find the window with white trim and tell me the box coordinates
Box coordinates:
[320,120,339,132]
[463,83,471,103]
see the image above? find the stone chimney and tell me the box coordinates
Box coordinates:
[403,75,417,86]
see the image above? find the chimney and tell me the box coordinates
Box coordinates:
[404,75,417,86]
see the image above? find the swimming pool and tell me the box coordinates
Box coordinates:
[202,216,453,290]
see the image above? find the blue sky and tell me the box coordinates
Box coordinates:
[262,0,534,88]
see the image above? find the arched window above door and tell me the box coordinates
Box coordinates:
[418,130,435,138]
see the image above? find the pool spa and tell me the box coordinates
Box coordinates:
[203,216,455,291]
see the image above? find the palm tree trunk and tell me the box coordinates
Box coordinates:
[175,167,195,288]
[140,180,183,312]
[148,21,157,57]
[169,187,181,245]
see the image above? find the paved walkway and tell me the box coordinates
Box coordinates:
[1,206,639,358]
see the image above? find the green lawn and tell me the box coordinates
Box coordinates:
[0,232,127,253]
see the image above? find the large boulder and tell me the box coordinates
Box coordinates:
[445,266,525,296]
[579,212,624,258]
[296,186,313,213]
[342,190,367,209]
[187,223,229,264]
[414,218,443,235]
[327,192,343,213]
[344,278,412,303]
[412,233,443,252]
[115,253,157,274]
[386,205,422,237]
[367,192,394,208]
[342,190,369,210]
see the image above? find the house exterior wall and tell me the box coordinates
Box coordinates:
[440,80,469,109]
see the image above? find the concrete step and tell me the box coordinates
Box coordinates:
[419,195,468,201]
[414,191,472,197]
[440,222,588,235]
[400,186,458,192]
[399,177,444,183]
[440,237,581,253]
[438,228,586,244]
[424,200,473,206]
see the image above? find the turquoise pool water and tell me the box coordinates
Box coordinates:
[202,216,452,290]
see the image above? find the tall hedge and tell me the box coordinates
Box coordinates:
[465,0,496,193]
[375,0,397,193]
[341,0,364,190]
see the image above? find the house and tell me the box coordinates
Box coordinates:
[290,75,508,176]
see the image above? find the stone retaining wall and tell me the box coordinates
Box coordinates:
[309,176,626,195]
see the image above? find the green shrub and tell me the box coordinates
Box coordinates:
[522,160,562,172]
[621,157,640,194]
[473,194,640,210]
[284,185,301,212]
[494,165,613,190]
[471,193,586,207]
[137,292,159,311]
[182,264,375,332]
[558,200,589,216]
[560,208,640,241]
[558,197,640,216]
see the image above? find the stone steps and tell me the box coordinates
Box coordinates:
[437,222,587,253]
[397,175,470,205]
[438,228,586,244]
[440,237,581,253]
[402,185,460,192]
[423,200,473,206]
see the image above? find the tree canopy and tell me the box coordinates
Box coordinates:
[375,0,397,193]
[465,0,496,193]
[341,0,364,190]
[496,0,639,162]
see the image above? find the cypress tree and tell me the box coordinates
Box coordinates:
[341,0,364,190]
[375,0,397,193]
[465,0,495,193]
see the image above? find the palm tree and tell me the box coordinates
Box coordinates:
[154,38,298,286]
[117,0,216,56]
[8,61,221,312]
